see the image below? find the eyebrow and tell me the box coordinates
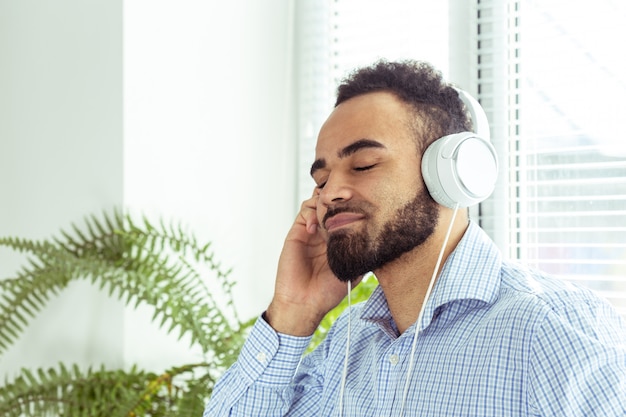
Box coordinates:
[310,138,386,177]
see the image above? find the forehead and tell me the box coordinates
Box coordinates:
[315,91,417,157]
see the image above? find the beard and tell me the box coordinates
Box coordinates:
[325,187,439,282]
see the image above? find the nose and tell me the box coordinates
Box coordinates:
[318,174,353,206]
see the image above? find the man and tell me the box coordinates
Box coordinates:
[205,60,626,416]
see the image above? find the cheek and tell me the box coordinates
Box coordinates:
[376,178,418,205]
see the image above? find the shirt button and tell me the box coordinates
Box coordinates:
[256,352,268,363]
[389,354,399,365]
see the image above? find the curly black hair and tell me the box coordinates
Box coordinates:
[335,59,472,153]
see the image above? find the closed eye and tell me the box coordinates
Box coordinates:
[354,164,376,172]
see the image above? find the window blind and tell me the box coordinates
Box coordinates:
[477,0,626,315]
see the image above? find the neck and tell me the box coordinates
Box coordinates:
[375,209,468,334]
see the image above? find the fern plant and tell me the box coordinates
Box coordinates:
[0,210,254,417]
[0,210,379,416]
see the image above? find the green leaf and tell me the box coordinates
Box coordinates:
[0,208,251,416]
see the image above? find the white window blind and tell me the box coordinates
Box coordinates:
[478,0,626,315]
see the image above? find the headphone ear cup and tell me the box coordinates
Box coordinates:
[422,132,498,208]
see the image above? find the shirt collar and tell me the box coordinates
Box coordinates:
[360,221,502,332]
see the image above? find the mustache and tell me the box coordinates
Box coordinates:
[322,204,371,229]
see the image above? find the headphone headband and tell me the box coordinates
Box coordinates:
[456,89,490,140]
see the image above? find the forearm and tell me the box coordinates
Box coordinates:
[205,369,292,417]
[204,315,313,416]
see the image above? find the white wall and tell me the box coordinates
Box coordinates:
[0,0,296,377]
[122,0,296,369]
[0,0,125,378]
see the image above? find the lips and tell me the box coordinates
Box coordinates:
[323,212,366,232]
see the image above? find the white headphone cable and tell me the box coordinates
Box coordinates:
[336,204,459,417]
[338,279,352,417]
[398,203,460,417]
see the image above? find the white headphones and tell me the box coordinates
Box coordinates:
[421,89,498,208]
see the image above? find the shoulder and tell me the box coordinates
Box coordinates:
[499,260,626,344]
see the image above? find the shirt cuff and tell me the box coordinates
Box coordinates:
[237,314,313,385]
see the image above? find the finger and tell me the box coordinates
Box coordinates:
[300,193,320,234]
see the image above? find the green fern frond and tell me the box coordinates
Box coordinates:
[0,209,255,416]
[0,209,250,367]
[111,362,215,417]
[0,363,150,417]
[0,240,81,354]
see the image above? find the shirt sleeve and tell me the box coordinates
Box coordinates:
[529,294,626,416]
[203,314,314,417]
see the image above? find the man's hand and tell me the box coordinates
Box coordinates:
[265,191,355,336]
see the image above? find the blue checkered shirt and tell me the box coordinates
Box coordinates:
[205,222,626,416]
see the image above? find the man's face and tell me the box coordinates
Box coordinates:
[311,91,440,282]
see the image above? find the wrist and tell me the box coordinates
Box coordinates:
[264,300,325,337]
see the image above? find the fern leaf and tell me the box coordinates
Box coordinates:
[1,209,255,414]
[0,364,152,417]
